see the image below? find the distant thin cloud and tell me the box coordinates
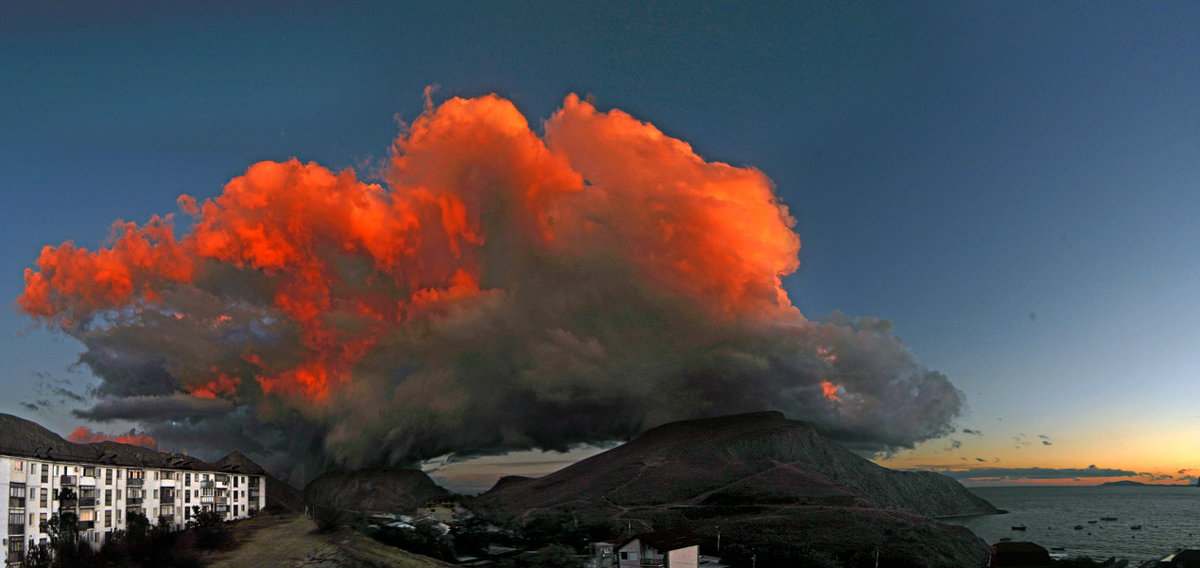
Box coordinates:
[935,465,1159,481]
[962,428,982,436]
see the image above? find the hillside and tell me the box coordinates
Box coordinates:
[472,411,994,567]
[304,468,450,517]
[474,411,995,519]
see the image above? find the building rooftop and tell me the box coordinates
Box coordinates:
[620,527,702,553]
[0,412,264,474]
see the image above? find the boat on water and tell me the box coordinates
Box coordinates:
[1011,525,1027,530]
[1131,525,1142,530]
[1087,520,1097,524]
[1101,517,1118,521]
[1074,525,1084,530]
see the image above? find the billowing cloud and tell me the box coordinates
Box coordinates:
[19,93,964,481]
[961,428,982,436]
[67,426,157,449]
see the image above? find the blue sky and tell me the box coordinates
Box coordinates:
[3,2,1199,484]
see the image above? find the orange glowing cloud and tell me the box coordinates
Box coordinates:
[68,427,158,450]
[20,94,802,404]
[821,380,842,403]
[19,93,965,469]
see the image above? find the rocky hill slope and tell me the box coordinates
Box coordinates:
[472,411,994,568]
[474,411,995,519]
[303,468,449,516]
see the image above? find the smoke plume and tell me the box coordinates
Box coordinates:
[20,94,963,480]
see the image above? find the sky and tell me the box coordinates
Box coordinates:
[2,2,1199,491]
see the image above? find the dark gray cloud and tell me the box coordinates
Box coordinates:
[961,428,982,436]
[1042,440,1052,446]
[20,402,39,412]
[73,394,234,422]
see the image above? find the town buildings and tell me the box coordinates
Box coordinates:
[1,414,266,567]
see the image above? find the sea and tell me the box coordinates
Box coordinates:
[942,486,1200,564]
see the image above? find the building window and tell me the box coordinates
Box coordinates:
[154,489,159,499]
[116,510,122,523]
[10,483,27,507]
[30,463,37,475]
[14,460,23,471]
[105,510,112,528]
[8,538,24,560]
[41,466,48,484]
[116,490,122,501]
[105,490,112,506]
[185,473,191,485]
[40,488,47,508]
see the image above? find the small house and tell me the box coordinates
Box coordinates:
[615,528,701,568]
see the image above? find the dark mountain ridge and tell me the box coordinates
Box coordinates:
[475,411,995,519]
[303,467,449,517]
[472,410,994,568]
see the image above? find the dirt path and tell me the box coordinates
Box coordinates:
[204,513,454,568]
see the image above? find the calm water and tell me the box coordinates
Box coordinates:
[942,486,1200,563]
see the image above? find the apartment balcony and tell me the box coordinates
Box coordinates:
[60,497,77,508]
[126,497,143,506]
[6,551,24,565]
[79,520,94,530]
[160,515,175,524]
[79,477,96,486]
[60,475,77,486]
[79,497,96,507]
[248,489,260,499]
[126,478,144,486]
[7,523,24,536]
[200,495,215,504]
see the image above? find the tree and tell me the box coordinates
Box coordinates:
[38,509,91,567]
[185,506,228,549]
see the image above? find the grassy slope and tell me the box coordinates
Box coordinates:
[203,513,453,568]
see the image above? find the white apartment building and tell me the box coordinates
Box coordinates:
[1,450,266,567]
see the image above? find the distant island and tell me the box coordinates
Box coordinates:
[1097,480,1196,487]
